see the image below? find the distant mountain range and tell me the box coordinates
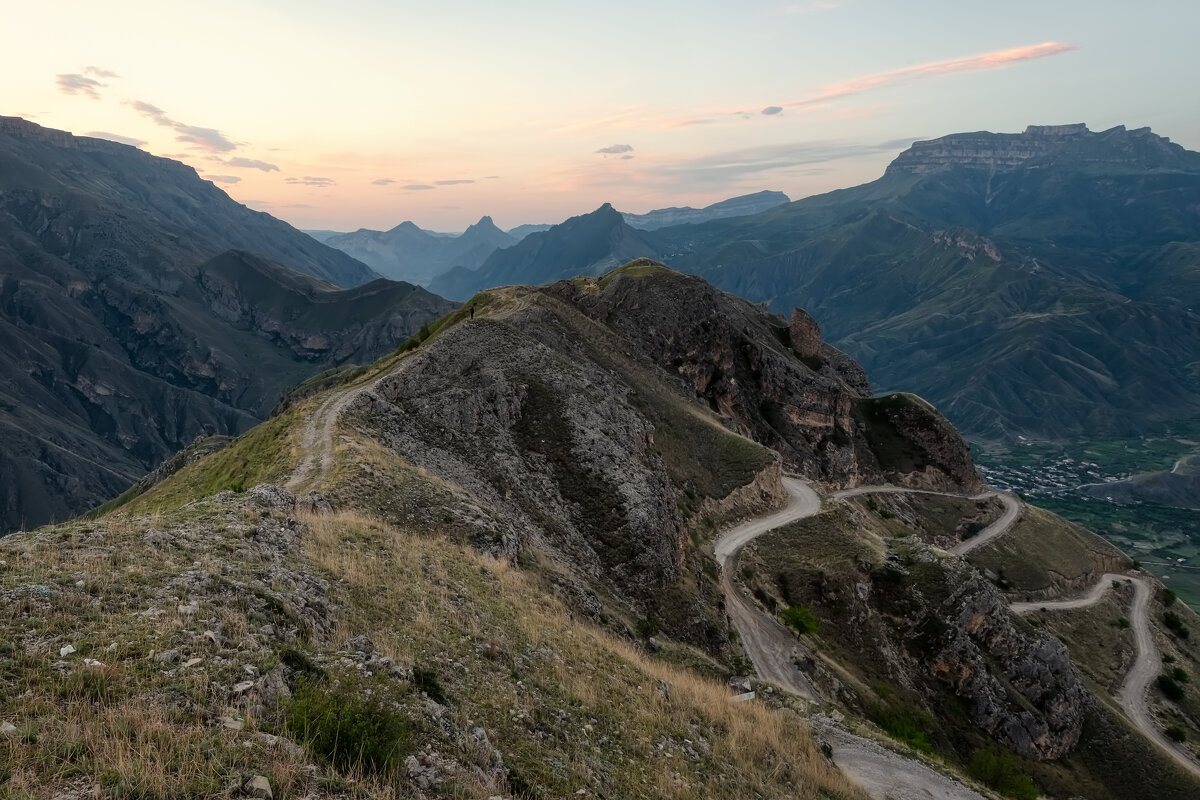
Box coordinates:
[0,117,453,531]
[318,216,517,286]
[314,191,789,286]
[428,203,657,299]
[424,124,1200,442]
[620,189,789,230]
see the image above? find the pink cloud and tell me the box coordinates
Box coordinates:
[658,41,1075,130]
[785,41,1077,109]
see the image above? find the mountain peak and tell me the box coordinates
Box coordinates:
[885,123,1199,176]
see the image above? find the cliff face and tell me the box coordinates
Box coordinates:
[887,123,1200,175]
[546,265,980,493]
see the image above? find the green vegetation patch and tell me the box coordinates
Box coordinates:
[286,673,417,777]
[119,405,301,515]
[779,605,818,634]
[967,747,1039,800]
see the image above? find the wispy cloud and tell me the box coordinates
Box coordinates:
[664,41,1075,129]
[227,156,278,172]
[596,144,634,154]
[783,41,1076,110]
[403,184,436,190]
[203,174,240,184]
[372,178,396,186]
[434,179,475,186]
[285,176,336,187]
[83,66,120,79]
[127,100,236,153]
[56,74,106,99]
[85,131,145,147]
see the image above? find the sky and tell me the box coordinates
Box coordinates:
[7,0,1200,232]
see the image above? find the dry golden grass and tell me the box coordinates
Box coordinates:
[301,510,867,800]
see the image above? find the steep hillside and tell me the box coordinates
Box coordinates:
[0,117,456,531]
[8,266,1200,798]
[323,217,516,285]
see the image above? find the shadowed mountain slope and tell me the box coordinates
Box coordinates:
[0,118,455,531]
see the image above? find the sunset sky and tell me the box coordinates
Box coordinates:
[8,0,1199,231]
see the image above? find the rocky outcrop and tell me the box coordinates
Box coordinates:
[547,268,975,492]
[929,559,1086,760]
[887,123,1200,176]
[789,308,822,360]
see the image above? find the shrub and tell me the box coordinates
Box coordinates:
[635,616,660,639]
[1171,666,1190,684]
[286,675,415,777]
[1163,588,1178,607]
[780,606,818,635]
[1116,617,1131,629]
[967,747,1038,800]
[1166,725,1188,743]
[1164,611,1191,639]
[1157,674,1186,702]
[878,705,934,753]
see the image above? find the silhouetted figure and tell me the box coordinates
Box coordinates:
[469,305,475,319]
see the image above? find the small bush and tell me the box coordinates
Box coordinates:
[1163,588,1178,607]
[967,747,1038,800]
[286,675,415,777]
[1157,674,1186,702]
[780,606,818,635]
[635,616,660,639]
[1116,617,1131,629]
[1166,725,1188,743]
[1164,611,1191,639]
[752,587,778,612]
[1171,666,1190,684]
[878,705,934,753]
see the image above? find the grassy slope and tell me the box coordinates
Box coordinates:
[969,505,1133,599]
[0,494,864,800]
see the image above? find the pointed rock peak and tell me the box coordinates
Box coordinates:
[388,220,423,234]
[467,215,500,231]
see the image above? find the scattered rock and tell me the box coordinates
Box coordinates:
[646,636,661,653]
[232,680,255,694]
[83,658,102,668]
[59,644,76,657]
[178,602,199,616]
[244,774,273,799]
[154,649,180,664]
[1,721,17,736]
[345,634,374,656]
[221,716,244,732]
[728,675,752,693]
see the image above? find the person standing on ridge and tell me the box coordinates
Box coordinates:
[469,305,475,319]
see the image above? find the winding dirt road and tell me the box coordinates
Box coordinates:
[1012,573,1200,779]
[285,376,385,493]
[714,477,822,700]
[714,478,996,799]
[830,485,1021,556]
